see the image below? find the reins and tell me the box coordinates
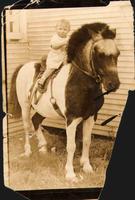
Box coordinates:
[89,42,102,83]
[50,77,65,118]
[71,40,102,84]
[71,60,92,77]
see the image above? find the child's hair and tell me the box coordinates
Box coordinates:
[56,19,70,31]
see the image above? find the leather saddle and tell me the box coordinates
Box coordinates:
[29,61,63,104]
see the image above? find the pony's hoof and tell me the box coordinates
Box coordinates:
[83,164,94,174]
[66,173,78,183]
[51,147,56,153]
[29,133,34,138]
[39,146,47,154]
[20,151,32,158]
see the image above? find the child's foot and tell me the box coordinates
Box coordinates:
[37,79,45,93]
[38,78,44,86]
[38,82,44,89]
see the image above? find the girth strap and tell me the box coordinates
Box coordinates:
[50,77,65,118]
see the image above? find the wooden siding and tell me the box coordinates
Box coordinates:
[6,42,29,136]
[2,20,9,187]
[3,39,29,186]
[26,1,135,137]
[5,1,135,139]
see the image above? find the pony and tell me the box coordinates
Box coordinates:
[9,22,120,182]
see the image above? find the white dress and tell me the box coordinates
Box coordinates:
[46,33,68,69]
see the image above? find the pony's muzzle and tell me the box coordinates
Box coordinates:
[108,82,117,91]
[104,79,120,92]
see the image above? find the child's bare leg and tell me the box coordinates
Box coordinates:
[38,68,55,87]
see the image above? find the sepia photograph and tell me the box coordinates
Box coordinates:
[2,0,135,192]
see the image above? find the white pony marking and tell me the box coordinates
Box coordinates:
[65,117,83,182]
[16,61,36,104]
[16,61,72,157]
[65,116,94,182]
[80,116,94,173]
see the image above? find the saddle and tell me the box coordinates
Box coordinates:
[29,62,63,105]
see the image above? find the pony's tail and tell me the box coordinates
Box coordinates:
[8,65,23,118]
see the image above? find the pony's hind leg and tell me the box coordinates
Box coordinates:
[65,117,82,182]
[80,116,94,173]
[36,125,47,154]
[32,112,47,153]
[21,104,33,157]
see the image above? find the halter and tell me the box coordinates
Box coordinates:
[71,38,102,84]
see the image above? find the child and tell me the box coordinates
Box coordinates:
[38,19,71,91]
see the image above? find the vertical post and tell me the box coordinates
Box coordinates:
[1,9,10,187]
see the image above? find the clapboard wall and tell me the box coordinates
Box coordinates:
[26,1,135,137]
[6,1,134,137]
[4,40,29,186]
[6,42,29,136]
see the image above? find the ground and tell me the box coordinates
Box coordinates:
[7,126,115,190]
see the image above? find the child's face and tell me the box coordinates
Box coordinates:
[56,23,70,38]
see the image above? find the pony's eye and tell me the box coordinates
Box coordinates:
[108,54,113,59]
[99,69,104,75]
[98,52,105,58]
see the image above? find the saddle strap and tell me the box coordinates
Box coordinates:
[50,78,65,118]
[29,74,41,105]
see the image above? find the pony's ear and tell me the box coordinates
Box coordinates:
[109,28,116,37]
[102,28,116,39]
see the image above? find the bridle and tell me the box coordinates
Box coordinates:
[71,38,102,84]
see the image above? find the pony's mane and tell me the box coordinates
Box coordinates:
[67,22,116,62]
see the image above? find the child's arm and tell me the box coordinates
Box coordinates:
[51,36,69,50]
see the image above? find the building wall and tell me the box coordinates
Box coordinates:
[4,37,29,187]
[6,42,29,136]
[6,1,135,138]
[27,1,135,136]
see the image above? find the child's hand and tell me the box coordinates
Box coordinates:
[61,44,67,51]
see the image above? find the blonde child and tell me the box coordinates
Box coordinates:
[38,19,71,90]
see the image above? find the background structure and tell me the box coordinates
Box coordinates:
[3,0,135,191]
[5,1,134,137]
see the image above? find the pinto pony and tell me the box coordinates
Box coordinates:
[9,23,120,182]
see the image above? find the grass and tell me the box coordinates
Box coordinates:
[7,127,115,190]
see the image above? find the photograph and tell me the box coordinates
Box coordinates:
[2,0,135,192]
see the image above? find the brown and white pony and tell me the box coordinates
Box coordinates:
[9,22,120,182]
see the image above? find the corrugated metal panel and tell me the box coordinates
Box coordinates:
[26,1,134,137]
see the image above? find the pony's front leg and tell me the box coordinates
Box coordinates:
[80,116,94,173]
[21,105,32,157]
[65,117,82,182]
